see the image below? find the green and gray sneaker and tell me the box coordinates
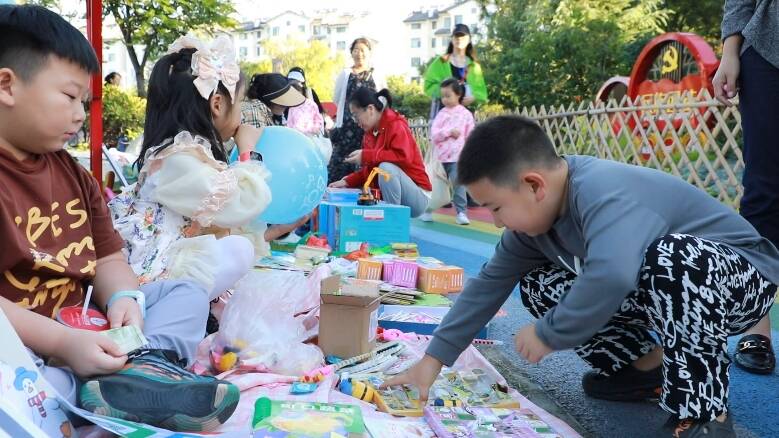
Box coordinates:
[79,349,239,432]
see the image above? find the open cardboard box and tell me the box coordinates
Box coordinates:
[318,275,381,358]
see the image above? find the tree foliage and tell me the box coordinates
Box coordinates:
[386,75,431,120]
[243,38,345,102]
[480,0,669,108]
[662,0,723,46]
[103,0,237,96]
[102,85,146,147]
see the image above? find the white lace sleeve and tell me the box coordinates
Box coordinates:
[149,133,272,228]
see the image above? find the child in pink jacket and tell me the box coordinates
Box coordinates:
[425,78,476,225]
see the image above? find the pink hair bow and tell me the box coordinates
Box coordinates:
[167,34,240,103]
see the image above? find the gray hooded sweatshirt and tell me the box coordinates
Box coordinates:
[427,155,779,365]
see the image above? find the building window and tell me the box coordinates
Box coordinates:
[107,53,116,62]
[337,41,346,50]
[298,25,305,32]
[444,17,451,29]
[313,25,321,35]
[455,15,463,24]
[410,38,421,48]
[286,20,291,26]
[431,38,436,48]
[431,20,437,29]
[411,57,421,67]
[411,23,421,30]
[336,26,346,33]
[272,27,279,36]
[239,47,248,57]
[240,33,248,40]
[256,46,261,56]
[472,7,477,14]
[256,31,262,38]
[442,37,448,47]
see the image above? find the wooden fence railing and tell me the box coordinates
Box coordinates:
[410,90,744,208]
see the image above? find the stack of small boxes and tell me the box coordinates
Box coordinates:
[357,258,464,294]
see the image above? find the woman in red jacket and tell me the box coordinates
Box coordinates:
[329,88,432,217]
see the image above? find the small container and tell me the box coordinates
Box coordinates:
[56,306,109,331]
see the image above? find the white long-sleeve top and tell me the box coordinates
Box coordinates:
[109,131,272,286]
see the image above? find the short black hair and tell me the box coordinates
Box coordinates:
[0,5,99,81]
[440,77,465,102]
[457,115,560,187]
[349,87,392,111]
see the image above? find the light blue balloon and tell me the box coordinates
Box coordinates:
[230,127,327,224]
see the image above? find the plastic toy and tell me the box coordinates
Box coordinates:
[344,243,370,261]
[339,378,377,403]
[358,167,391,205]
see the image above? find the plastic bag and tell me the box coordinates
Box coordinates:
[211,267,330,376]
[424,143,452,210]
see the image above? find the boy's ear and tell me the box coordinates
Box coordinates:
[523,172,546,200]
[0,68,18,107]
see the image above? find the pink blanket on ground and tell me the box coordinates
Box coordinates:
[192,336,582,437]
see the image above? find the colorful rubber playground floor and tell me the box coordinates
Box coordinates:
[413,207,779,438]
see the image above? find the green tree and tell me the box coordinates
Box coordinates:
[103,0,237,97]
[662,0,723,46]
[256,38,346,101]
[480,0,669,108]
[102,85,146,147]
[386,75,431,120]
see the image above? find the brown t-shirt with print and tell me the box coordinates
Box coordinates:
[0,148,125,319]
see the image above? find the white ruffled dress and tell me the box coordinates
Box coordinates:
[109,131,272,289]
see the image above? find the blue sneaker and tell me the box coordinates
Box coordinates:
[80,349,239,432]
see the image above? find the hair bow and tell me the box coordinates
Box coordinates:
[167,34,240,103]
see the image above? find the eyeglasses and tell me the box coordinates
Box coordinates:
[351,108,365,123]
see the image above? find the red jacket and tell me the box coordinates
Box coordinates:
[344,108,433,191]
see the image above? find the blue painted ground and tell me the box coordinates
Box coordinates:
[411,221,779,438]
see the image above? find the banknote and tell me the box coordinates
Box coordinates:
[99,325,149,355]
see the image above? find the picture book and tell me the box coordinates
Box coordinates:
[373,368,519,417]
[423,406,562,438]
[252,397,367,437]
[363,417,436,438]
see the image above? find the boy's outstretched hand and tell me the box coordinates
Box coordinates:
[380,354,442,403]
[514,324,552,363]
[57,328,127,377]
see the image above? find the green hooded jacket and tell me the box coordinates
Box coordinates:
[423,55,488,104]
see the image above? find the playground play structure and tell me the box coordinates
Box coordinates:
[595,32,721,161]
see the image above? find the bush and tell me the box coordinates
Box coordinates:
[102,85,146,147]
[387,75,432,120]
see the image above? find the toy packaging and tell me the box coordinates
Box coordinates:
[373,368,519,417]
[423,406,562,438]
[252,397,366,437]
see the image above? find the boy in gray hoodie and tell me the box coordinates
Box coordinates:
[384,115,779,438]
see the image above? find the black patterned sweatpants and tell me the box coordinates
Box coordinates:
[520,234,777,421]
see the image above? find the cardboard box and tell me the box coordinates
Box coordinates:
[323,188,362,203]
[382,259,419,288]
[417,265,464,294]
[316,201,410,252]
[319,275,381,358]
[378,305,489,339]
[357,258,383,281]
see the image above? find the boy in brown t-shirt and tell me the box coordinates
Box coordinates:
[0,5,239,432]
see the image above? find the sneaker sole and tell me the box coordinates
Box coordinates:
[80,376,239,432]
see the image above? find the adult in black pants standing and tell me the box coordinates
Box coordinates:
[714,0,779,375]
